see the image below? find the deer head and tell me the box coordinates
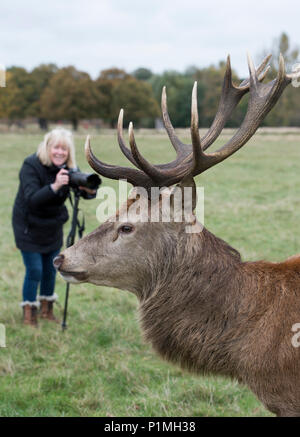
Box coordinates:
[54,54,299,301]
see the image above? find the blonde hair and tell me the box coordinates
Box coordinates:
[37,128,77,169]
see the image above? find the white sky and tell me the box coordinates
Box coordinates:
[1,0,300,78]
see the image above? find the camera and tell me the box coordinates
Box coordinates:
[68,169,101,190]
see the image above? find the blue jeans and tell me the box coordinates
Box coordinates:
[21,249,60,302]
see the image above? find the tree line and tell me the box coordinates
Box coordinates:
[0,33,299,130]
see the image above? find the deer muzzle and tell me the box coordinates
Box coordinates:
[53,254,64,269]
[53,253,88,283]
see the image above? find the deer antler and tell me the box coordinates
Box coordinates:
[85,54,300,192]
[187,53,300,177]
[117,54,271,171]
[163,54,272,154]
[201,54,271,150]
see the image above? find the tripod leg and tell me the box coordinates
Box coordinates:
[62,283,70,331]
[62,189,84,331]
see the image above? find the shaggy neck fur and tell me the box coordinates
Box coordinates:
[138,226,244,378]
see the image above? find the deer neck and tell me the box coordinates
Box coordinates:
[138,227,243,376]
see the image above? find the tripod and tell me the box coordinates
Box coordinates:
[61,188,85,331]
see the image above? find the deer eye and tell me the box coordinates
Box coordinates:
[118,224,134,234]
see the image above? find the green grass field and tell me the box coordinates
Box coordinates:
[1,130,300,417]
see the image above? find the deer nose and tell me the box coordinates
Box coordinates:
[53,254,65,270]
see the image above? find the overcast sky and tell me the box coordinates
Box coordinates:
[1,0,300,78]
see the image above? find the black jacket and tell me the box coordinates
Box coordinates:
[12,153,71,253]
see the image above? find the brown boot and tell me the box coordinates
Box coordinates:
[22,303,39,327]
[39,294,59,322]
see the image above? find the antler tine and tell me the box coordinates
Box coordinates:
[117,85,191,173]
[84,135,152,188]
[201,54,271,151]
[185,82,222,176]
[128,122,168,183]
[270,53,288,100]
[117,109,139,167]
[127,121,191,184]
[247,51,259,88]
[238,54,272,90]
[118,100,190,174]
[190,82,206,173]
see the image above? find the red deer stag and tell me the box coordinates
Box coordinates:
[54,54,300,416]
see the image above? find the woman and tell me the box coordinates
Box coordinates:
[12,128,94,326]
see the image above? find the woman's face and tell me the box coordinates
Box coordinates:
[49,142,69,167]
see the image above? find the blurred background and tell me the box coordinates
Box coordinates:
[1,0,300,132]
[1,0,300,418]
